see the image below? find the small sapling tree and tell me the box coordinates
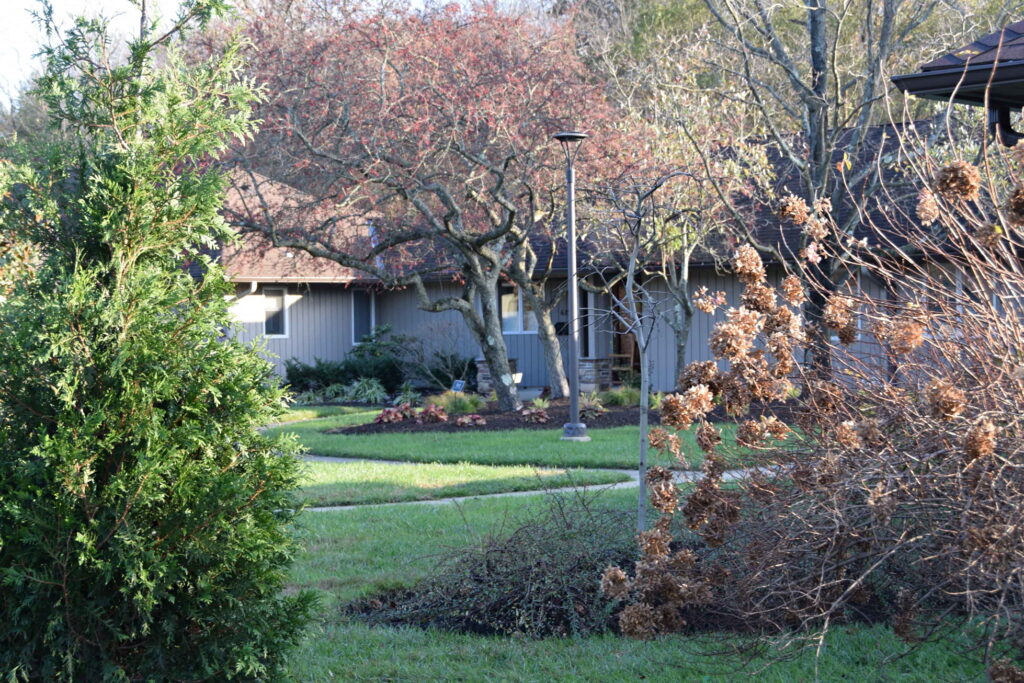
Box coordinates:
[0,2,315,679]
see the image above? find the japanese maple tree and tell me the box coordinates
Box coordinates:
[226,1,628,410]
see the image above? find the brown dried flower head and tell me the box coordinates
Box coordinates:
[823,294,855,331]
[854,419,886,447]
[835,420,863,450]
[646,466,679,515]
[806,379,842,414]
[800,241,822,264]
[692,286,727,314]
[741,282,777,313]
[637,526,673,558]
[976,222,1003,249]
[601,566,631,600]
[1006,187,1024,228]
[781,274,806,305]
[647,427,681,459]
[661,384,715,431]
[678,360,719,393]
[988,659,1024,683]
[618,602,662,639]
[732,244,766,284]
[696,421,721,453]
[915,189,940,225]
[925,379,967,421]
[777,194,810,225]
[736,416,790,448]
[710,307,763,361]
[804,216,828,241]
[813,197,832,215]
[934,160,981,202]
[964,418,998,463]
[719,372,752,417]
[884,316,925,355]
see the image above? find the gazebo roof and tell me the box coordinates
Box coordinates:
[892,21,1024,108]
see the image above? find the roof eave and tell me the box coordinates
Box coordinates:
[892,60,1024,107]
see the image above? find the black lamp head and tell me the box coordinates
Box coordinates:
[553,131,588,144]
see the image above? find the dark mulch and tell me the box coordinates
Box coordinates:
[331,398,662,435]
[331,397,804,436]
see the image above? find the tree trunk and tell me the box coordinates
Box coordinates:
[536,310,569,398]
[518,282,568,398]
[802,258,835,376]
[475,283,522,412]
[672,298,693,390]
[637,344,650,533]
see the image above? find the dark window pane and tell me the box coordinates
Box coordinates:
[353,290,373,341]
[264,288,286,336]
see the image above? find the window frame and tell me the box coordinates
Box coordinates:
[262,286,289,339]
[499,284,538,335]
[351,289,377,345]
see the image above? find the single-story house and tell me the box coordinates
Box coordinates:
[218,119,930,393]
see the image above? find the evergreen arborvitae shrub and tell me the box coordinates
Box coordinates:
[0,6,315,680]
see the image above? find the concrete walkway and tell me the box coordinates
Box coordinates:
[301,454,762,512]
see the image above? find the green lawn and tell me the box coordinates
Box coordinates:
[286,489,986,681]
[268,418,751,470]
[297,459,630,507]
[276,404,379,425]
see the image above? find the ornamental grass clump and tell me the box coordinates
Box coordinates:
[602,155,1024,670]
[0,8,314,680]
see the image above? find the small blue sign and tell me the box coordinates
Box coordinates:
[451,379,466,392]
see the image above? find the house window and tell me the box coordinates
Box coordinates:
[352,290,376,344]
[499,285,537,333]
[263,287,287,337]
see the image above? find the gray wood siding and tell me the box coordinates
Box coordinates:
[228,283,354,376]
[376,283,480,360]
[645,268,757,391]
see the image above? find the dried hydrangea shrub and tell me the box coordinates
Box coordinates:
[934,160,982,201]
[777,194,810,225]
[731,244,766,284]
[916,189,940,225]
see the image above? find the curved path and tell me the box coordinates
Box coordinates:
[301,454,762,512]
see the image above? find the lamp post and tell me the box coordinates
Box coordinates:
[554,130,590,442]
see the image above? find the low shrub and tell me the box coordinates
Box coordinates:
[423,352,478,393]
[285,357,348,391]
[352,492,636,637]
[285,348,404,394]
[348,377,389,405]
[520,406,550,424]
[454,414,487,427]
[392,382,421,407]
[416,404,449,424]
[580,392,607,422]
[531,397,551,410]
[376,403,416,424]
[425,391,486,415]
[601,386,641,407]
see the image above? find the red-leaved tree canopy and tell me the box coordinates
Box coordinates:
[224,0,632,410]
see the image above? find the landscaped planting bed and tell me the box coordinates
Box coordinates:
[338,399,660,434]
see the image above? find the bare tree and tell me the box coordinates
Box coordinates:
[691,0,1020,371]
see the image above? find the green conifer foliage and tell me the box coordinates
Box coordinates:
[0,3,315,679]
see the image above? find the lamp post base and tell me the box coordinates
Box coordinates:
[561,422,590,442]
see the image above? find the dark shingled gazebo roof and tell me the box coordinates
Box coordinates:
[892,21,1024,107]
[892,22,1024,145]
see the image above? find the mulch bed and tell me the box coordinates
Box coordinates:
[331,398,661,435]
[328,398,802,436]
